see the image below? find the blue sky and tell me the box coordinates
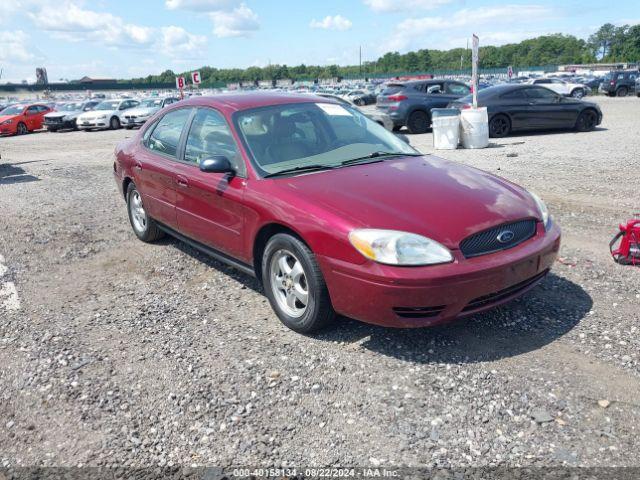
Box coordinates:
[0,0,638,83]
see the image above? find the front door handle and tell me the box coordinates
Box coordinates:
[134,162,142,171]
[175,175,189,188]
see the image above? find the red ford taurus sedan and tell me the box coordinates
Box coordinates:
[113,93,561,333]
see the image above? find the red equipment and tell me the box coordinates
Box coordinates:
[610,214,640,265]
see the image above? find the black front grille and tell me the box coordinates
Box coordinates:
[460,219,537,258]
[462,269,549,312]
[393,305,446,319]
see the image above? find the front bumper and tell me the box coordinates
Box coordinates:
[318,221,561,328]
[0,124,17,135]
[78,119,109,129]
[44,119,75,130]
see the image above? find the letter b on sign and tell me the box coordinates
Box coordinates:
[176,76,185,89]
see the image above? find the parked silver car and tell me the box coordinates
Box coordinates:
[120,97,179,129]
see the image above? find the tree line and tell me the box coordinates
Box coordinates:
[128,23,640,86]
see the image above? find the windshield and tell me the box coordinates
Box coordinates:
[235,102,418,177]
[95,101,120,110]
[140,99,162,108]
[603,73,613,81]
[59,102,82,111]
[1,105,25,115]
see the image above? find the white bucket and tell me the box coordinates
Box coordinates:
[460,107,489,149]
[431,109,460,150]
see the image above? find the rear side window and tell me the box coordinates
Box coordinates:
[446,83,470,95]
[526,87,558,101]
[147,108,191,158]
[184,108,245,176]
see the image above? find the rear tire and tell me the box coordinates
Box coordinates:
[616,87,628,97]
[262,233,335,333]
[489,114,511,138]
[407,110,430,134]
[571,88,584,98]
[575,109,598,132]
[126,183,164,242]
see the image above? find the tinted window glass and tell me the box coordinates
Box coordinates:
[147,108,191,158]
[184,108,244,175]
[526,87,558,101]
[446,83,470,95]
[501,89,527,100]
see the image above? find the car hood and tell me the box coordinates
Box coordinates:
[78,110,116,119]
[45,111,81,119]
[271,155,541,248]
[124,107,158,116]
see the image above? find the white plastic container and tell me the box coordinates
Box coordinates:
[431,108,460,150]
[460,107,489,149]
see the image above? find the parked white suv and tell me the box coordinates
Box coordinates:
[528,78,589,98]
[77,99,139,130]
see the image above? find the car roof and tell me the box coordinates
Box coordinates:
[173,92,336,113]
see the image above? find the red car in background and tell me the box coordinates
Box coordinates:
[113,93,561,333]
[0,103,53,136]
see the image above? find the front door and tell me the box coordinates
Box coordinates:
[524,87,566,129]
[174,107,247,260]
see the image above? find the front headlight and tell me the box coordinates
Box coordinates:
[349,229,453,266]
[1,119,13,125]
[530,192,551,230]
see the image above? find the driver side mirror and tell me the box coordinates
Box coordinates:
[200,155,235,175]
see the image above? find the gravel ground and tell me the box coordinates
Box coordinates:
[0,96,639,469]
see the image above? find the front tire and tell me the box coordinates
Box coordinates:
[110,116,121,129]
[126,183,164,242]
[575,109,598,132]
[407,110,430,134]
[489,114,511,138]
[262,233,335,333]
[16,122,27,135]
[616,87,628,97]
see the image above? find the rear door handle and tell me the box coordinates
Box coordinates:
[175,175,189,188]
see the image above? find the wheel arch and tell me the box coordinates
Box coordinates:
[252,222,311,281]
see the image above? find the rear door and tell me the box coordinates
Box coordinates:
[134,107,193,228]
[497,89,530,130]
[173,107,247,260]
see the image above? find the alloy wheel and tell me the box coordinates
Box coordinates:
[490,117,509,137]
[129,190,148,233]
[269,249,309,318]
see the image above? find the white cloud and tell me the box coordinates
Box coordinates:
[0,31,36,63]
[28,2,154,47]
[385,4,554,52]
[210,4,259,37]
[310,15,353,31]
[166,0,237,10]
[160,26,207,57]
[364,0,452,13]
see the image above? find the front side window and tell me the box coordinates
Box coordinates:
[235,102,418,177]
[147,108,191,158]
[184,108,244,176]
[526,87,558,101]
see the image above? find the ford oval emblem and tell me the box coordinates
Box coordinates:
[497,230,515,244]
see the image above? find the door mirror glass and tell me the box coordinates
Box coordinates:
[199,155,234,174]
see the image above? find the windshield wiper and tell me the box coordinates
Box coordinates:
[341,151,421,166]
[263,164,337,178]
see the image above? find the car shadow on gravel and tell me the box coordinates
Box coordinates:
[505,127,608,138]
[315,273,592,364]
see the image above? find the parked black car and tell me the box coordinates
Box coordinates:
[43,100,100,131]
[377,80,470,133]
[599,70,638,97]
[448,84,602,138]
